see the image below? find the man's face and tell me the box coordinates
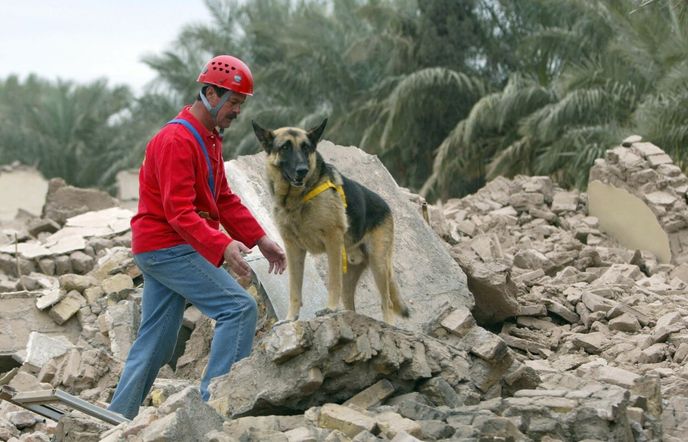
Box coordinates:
[215,92,246,129]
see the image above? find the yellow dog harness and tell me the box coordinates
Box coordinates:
[302,180,348,273]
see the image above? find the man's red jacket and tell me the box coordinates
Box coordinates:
[131,106,265,266]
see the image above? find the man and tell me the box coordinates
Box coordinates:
[108,55,286,419]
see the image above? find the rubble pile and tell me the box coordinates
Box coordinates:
[0,137,686,441]
[428,137,688,441]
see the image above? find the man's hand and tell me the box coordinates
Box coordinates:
[256,235,287,274]
[224,240,252,278]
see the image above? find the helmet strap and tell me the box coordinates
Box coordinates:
[200,87,233,126]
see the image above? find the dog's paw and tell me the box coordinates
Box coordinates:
[274,317,297,326]
[315,307,337,317]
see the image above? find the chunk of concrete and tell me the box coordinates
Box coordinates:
[343,379,396,410]
[588,180,671,263]
[41,178,119,225]
[318,403,377,438]
[25,332,73,368]
[0,166,48,221]
[0,292,81,354]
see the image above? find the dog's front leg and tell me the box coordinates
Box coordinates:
[323,234,344,312]
[285,243,306,321]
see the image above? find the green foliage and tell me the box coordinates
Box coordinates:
[421,0,688,200]
[0,75,139,189]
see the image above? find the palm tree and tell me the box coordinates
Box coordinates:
[421,0,688,200]
[0,75,136,188]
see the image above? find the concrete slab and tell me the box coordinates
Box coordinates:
[0,166,48,221]
[588,180,671,263]
[225,141,472,332]
[0,291,81,354]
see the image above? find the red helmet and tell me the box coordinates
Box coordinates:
[197,55,254,96]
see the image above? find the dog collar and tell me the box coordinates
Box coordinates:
[301,180,347,207]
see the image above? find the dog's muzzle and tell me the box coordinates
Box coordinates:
[282,170,305,187]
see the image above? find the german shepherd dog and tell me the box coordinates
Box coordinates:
[252,119,410,324]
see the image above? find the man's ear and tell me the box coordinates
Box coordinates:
[307,118,328,147]
[252,121,275,152]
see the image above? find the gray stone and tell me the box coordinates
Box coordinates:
[101,274,134,297]
[103,300,140,361]
[0,292,81,354]
[639,343,668,364]
[69,251,95,274]
[137,411,190,441]
[157,386,224,437]
[41,178,118,225]
[608,313,641,333]
[396,400,447,421]
[54,411,109,442]
[58,273,98,293]
[581,292,613,313]
[344,379,396,410]
[551,191,579,213]
[204,430,240,442]
[647,153,673,167]
[375,411,422,439]
[572,333,607,354]
[35,289,65,311]
[592,366,640,389]
[663,396,688,440]
[54,255,72,275]
[223,415,305,436]
[83,286,104,304]
[318,403,377,438]
[419,377,462,408]
[24,332,72,368]
[545,300,580,324]
[476,416,528,441]
[208,312,482,418]
[37,258,56,276]
[265,321,311,363]
[417,420,455,441]
[453,253,520,324]
[48,290,85,325]
[7,410,40,430]
[182,305,203,329]
[385,392,433,407]
[606,303,651,326]
[674,343,688,363]
[513,249,554,272]
[439,306,475,337]
[631,142,663,156]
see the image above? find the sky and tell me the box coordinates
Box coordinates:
[0,0,214,94]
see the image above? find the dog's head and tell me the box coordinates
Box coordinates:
[252,119,327,187]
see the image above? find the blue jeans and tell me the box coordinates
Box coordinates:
[108,244,257,419]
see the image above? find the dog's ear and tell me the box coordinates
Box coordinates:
[252,120,275,152]
[306,118,328,147]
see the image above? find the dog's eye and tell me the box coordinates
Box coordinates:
[279,144,290,152]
